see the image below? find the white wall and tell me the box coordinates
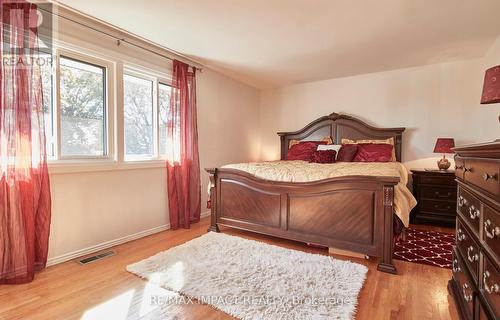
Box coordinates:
[259,37,500,169]
[46,10,260,263]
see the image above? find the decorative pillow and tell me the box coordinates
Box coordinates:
[286,141,327,161]
[317,144,342,152]
[289,136,332,148]
[336,144,359,162]
[341,137,396,161]
[311,150,337,164]
[353,143,394,162]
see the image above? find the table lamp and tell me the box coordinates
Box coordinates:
[481,65,500,123]
[434,138,455,170]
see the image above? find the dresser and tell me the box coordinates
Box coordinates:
[449,141,500,320]
[411,169,457,226]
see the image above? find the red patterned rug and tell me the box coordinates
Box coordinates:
[394,228,455,268]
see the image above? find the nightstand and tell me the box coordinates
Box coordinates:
[410,169,457,226]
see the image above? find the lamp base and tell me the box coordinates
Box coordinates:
[437,157,451,170]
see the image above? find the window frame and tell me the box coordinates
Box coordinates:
[158,81,173,159]
[123,66,172,162]
[53,49,115,162]
[39,42,175,173]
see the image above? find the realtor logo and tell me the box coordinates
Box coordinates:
[1,0,53,57]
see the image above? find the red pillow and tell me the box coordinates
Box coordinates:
[353,143,394,162]
[337,144,358,162]
[311,150,337,164]
[286,141,326,161]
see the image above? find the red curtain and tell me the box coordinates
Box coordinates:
[166,60,201,229]
[0,1,52,284]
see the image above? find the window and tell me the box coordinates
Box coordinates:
[59,57,106,157]
[123,74,154,160]
[123,71,172,161]
[158,83,171,156]
[35,46,174,167]
[40,51,111,162]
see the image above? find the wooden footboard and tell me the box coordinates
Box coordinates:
[206,168,400,274]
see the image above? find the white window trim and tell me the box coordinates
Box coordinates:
[37,42,174,174]
[49,48,116,164]
[157,80,172,160]
[123,66,173,162]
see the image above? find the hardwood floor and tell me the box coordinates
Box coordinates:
[0,218,459,320]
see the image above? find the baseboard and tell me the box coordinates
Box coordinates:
[47,210,211,267]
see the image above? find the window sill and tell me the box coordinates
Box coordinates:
[48,159,166,175]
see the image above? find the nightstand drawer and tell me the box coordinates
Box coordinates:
[419,174,456,186]
[420,186,456,201]
[420,199,455,215]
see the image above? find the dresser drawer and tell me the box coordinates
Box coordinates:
[420,199,456,215]
[453,249,475,319]
[477,298,495,320]
[457,219,480,284]
[458,187,482,234]
[420,186,456,201]
[483,205,500,259]
[464,159,500,197]
[481,255,500,319]
[456,156,466,180]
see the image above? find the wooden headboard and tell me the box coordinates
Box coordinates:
[277,112,405,161]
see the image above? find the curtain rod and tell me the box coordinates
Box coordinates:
[38,7,203,72]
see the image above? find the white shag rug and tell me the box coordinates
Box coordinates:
[127,232,368,320]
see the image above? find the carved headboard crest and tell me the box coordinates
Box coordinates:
[277,112,405,162]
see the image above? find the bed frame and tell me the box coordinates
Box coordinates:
[206,112,405,274]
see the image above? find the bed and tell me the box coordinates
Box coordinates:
[206,112,416,274]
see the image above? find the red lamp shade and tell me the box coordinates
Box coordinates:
[433,138,455,154]
[481,65,500,104]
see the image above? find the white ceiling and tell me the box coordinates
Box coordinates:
[56,0,500,89]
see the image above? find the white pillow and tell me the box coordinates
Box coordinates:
[317,144,342,152]
[317,144,342,159]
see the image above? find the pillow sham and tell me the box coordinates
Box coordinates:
[353,143,394,162]
[289,136,332,148]
[341,137,396,161]
[336,144,358,162]
[286,141,327,161]
[311,150,337,164]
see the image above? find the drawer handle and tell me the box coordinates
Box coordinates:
[434,191,452,198]
[458,196,468,208]
[462,283,473,302]
[484,219,500,239]
[483,270,499,294]
[467,246,478,263]
[455,165,464,170]
[457,228,466,241]
[452,259,461,273]
[483,173,498,182]
[464,167,472,173]
[469,205,480,220]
